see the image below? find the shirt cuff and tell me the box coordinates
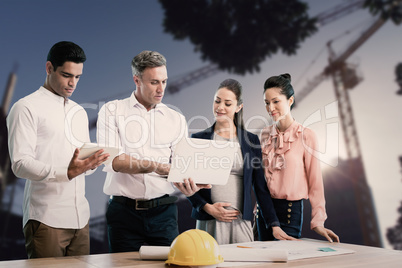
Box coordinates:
[102,163,117,173]
[84,168,97,176]
[310,221,325,230]
[55,167,70,182]
[270,221,280,227]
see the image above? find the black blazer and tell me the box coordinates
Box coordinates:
[187,124,280,227]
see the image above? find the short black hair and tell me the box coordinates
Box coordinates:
[47,41,86,70]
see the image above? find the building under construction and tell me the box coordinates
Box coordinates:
[302,157,382,246]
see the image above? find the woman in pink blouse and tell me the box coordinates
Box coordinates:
[255,73,339,243]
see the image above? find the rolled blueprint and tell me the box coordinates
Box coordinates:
[139,246,170,260]
[139,245,287,262]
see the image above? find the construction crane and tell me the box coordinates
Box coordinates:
[166,0,366,94]
[395,62,402,95]
[0,66,18,252]
[0,66,17,203]
[296,15,386,247]
[293,0,402,247]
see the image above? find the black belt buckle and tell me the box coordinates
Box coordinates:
[135,199,149,210]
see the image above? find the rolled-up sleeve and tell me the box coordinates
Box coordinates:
[97,101,124,173]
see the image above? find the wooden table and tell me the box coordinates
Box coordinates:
[1,240,401,268]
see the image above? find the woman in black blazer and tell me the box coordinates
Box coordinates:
[175,79,294,244]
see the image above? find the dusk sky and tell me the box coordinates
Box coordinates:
[1,0,401,249]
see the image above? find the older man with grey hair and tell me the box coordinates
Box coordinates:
[97,50,188,252]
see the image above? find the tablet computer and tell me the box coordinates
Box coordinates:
[78,143,120,165]
[167,137,239,185]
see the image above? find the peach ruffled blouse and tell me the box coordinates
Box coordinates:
[260,120,327,229]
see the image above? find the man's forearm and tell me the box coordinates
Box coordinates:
[112,154,168,174]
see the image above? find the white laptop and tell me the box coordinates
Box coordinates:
[167,137,239,185]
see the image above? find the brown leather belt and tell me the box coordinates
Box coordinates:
[111,195,178,210]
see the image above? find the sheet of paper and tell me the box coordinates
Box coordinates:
[220,240,355,261]
[78,143,120,165]
[167,137,239,185]
[220,247,287,262]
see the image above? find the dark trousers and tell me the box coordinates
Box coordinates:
[106,197,179,253]
[256,199,303,241]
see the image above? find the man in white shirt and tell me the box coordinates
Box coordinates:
[97,51,189,252]
[7,41,109,258]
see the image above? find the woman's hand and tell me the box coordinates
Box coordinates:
[313,226,340,243]
[203,202,240,222]
[174,178,211,197]
[272,226,298,240]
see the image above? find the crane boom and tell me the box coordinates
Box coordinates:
[166,64,219,94]
[315,0,365,27]
[295,16,386,104]
[325,17,386,74]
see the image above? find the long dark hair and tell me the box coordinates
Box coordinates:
[218,79,244,129]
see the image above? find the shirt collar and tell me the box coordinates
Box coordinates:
[39,86,69,104]
[130,91,166,115]
[272,119,298,136]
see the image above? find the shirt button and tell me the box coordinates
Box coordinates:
[287,214,291,218]
[287,220,291,224]
[288,202,292,207]
[288,208,292,213]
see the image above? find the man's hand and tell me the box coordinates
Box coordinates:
[313,226,340,243]
[174,178,211,197]
[67,148,109,180]
[272,226,298,240]
[203,202,240,222]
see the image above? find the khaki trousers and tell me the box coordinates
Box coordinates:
[23,220,89,258]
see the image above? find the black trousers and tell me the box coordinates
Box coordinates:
[106,197,179,252]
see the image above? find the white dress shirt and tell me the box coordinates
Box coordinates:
[7,87,92,229]
[97,92,188,200]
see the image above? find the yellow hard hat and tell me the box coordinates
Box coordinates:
[165,229,224,266]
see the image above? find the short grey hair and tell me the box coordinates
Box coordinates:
[131,50,167,77]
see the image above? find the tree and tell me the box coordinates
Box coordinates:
[364,0,402,24]
[387,200,402,250]
[158,0,317,75]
